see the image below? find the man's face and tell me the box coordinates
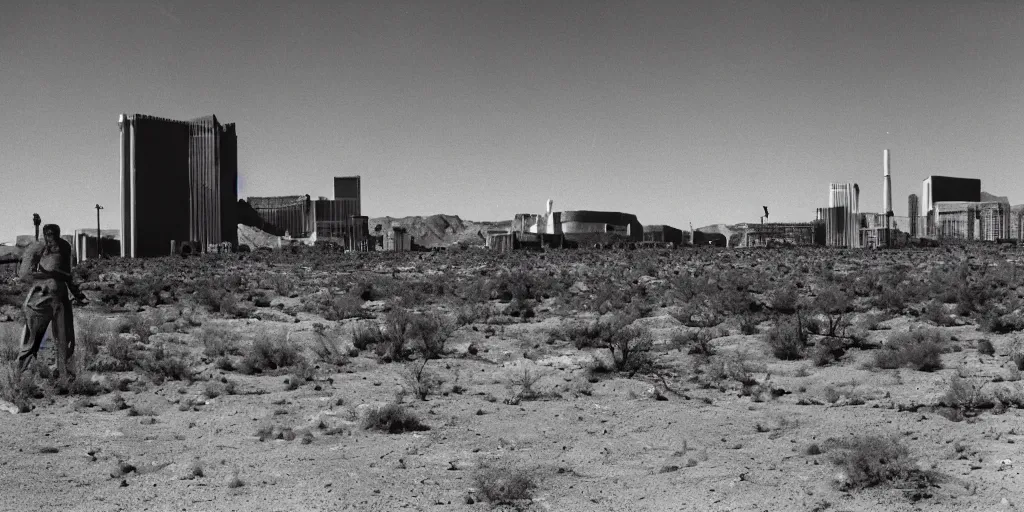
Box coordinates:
[43,231,58,250]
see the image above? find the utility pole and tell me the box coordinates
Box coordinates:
[95,204,104,258]
[32,213,41,241]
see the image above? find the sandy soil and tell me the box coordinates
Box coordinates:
[1,250,1022,511]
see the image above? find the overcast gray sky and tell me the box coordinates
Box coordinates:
[2,0,1023,241]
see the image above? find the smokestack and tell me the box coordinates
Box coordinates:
[883,149,893,215]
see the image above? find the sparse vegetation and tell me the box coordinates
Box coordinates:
[474,465,536,504]
[239,329,305,374]
[361,403,429,433]
[832,435,924,490]
[870,329,946,372]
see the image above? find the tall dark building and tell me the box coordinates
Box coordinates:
[908,194,919,237]
[119,114,238,257]
[922,176,981,214]
[333,176,361,215]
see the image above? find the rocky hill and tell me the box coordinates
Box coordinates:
[368,214,508,248]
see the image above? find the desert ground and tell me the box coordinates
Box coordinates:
[1,246,1023,511]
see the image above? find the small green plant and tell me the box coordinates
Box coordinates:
[474,465,536,504]
[362,403,430,433]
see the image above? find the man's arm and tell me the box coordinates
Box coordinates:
[17,244,43,283]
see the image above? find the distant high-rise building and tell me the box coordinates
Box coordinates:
[119,114,237,257]
[821,183,861,248]
[333,176,361,215]
[908,194,920,237]
[921,176,981,214]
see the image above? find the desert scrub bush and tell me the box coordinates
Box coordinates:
[769,285,799,314]
[411,313,456,359]
[922,300,956,327]
[310,323,352,366]
[195,280,243,317]
[118,313,157,343]
[870,329,946,372]
[505,363,545,404]
[764,317,806,360]
[374,309,416,362]
[832,435,923,490]
[813,286,852,337]
[0,364,42,412]
[351,322,385,351]
[198,323,241,358]
[102,275,170,307]
[270,274,297,297]
[608,326,656,375]
[400,359,442,401]
[872,286,908,314]
[138,344,195,383]
[239,329,306,374]
[941,375,991,413]
[0,323,20,363]
[474,465,536,504]
[809,336,849,367]
[99,334,138,372]
[362,403,429,433]
[857,312,892,331]
[979,310,1024,334]
[700,350,763,388]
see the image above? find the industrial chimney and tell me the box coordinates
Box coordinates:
[883,149,893,215]
[546,199,553,215]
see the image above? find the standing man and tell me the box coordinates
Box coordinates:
[17,224,80,378]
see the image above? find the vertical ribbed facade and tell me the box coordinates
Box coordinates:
[908,194,919,237]
[333,176,361,215]
[823,183,861,248]
[313,198,367,250]
[119,113,238,257]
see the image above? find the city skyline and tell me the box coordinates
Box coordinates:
[3,1,1024,242]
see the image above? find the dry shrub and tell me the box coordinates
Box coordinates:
[0,363,42,412]
[412,313,456,359]
[239,329,305,374]
[474,466,536,504]
[941,375,991,412]
[0,324,21,363]
[400,360,442,401]
[362,403,429,433]
[871,329,945,372]
[311,323,352,366]
[764,318,805,360]
[198,323,240,358]
[833,435,921,490]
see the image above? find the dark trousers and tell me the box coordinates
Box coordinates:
[18,297,75,376]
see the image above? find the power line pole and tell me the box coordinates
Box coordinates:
[95,204,104,258]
